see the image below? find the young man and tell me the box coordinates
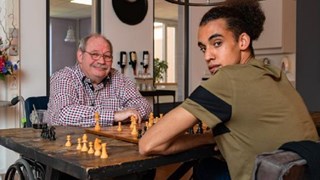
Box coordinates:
[139,0,319,179]
[45,34,151,127]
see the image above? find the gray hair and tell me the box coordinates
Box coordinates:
[78,33,113,54]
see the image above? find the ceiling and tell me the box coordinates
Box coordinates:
[50,0,178,21]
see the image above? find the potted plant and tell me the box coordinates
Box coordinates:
[153,58,168,83]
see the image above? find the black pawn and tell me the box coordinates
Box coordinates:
[196,121,203,134]
[188,127,194,134]
[137,129,143,139]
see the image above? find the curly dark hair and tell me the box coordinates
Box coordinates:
[199,0,265,55]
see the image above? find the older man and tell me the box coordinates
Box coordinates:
[45,33,151,127]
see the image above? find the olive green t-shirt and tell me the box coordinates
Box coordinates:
[181,58,318,180]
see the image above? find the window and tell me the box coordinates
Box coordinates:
[154,21,176,83]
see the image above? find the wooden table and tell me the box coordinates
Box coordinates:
[0,126,216,180]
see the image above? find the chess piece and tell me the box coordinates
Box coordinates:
[94,146,101,156]
[148,113,154,128]
[81,134,88,152]
[94,112,101,131]
[49,126,56,141]
[160,113,164,119]
[149,112,154,120]
[131,120,138,137]
[130,115,136,129]
[188,127,194,134]
[144,121,148,131]
[94,138,102,156]
[76,138,82,150]
[94,138,101,150]
[88,142,94,154]
[137,129,143,139]
[154,117,159,124]
[196,121,203,134]
[117,122,122,132]
[100,143,108,159]
[65,135,72,147]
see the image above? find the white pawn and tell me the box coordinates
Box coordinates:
[117,122,122,132]
[88,142,94,154]
[76,138,81,150]
[81,134,88,152]
[65,135,72,147]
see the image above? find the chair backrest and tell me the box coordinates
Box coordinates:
[253,140,320,180]
[24,96,49,127]
[252,149,307,180]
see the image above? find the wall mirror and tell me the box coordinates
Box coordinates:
[46,0,101,94]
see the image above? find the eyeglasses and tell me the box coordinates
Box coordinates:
[83,51,113,62]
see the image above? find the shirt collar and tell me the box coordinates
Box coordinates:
[76,64,112,88]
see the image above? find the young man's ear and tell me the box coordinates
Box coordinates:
[238,33,251,50]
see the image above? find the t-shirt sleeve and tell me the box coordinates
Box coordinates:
[180,70,233,128]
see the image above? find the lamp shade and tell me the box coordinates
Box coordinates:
[165,0,225,6]
[165,0,263,6]
[64,26,76,42]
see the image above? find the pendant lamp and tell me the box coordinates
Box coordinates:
[165,0,225,6]
[64,26,76,42]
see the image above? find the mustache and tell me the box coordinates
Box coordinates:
[93,63,109,70]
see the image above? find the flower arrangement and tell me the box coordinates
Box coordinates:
[0,1,19,81]
[0,37,18,80]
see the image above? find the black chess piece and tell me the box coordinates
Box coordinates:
[41,127,49,139]
[196,121,203,134]
[137,129,143,139]
[188,128,194,134]
[48,126,56,141]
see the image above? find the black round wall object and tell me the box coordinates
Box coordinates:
[112,0,148,25]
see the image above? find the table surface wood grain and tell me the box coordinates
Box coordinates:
[0,126,216,180]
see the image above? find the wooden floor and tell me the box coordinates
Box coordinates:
[155,163,193,180]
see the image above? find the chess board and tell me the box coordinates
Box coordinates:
[85,124,142,144]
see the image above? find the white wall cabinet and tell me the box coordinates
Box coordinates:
[254,0,296,55]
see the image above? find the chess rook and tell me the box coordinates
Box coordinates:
[100,143,108,159]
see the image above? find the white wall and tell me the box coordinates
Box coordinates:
[102,1,154,79]
[20,0,47,97]
[188,6,211,94]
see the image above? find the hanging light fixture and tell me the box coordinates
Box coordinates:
[70,0,92,6]
[165,0,263,6]
[165,0,225,6]
[64,26,76,43]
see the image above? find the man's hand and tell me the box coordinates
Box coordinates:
[114,109,141,123]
